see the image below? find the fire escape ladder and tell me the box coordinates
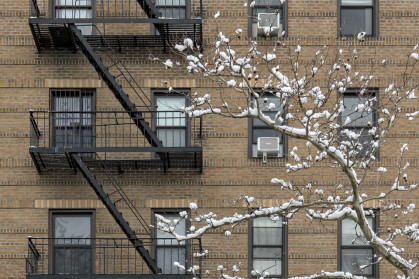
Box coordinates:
[68,24,163,149]
[71,153,161,274]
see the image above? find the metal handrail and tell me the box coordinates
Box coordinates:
[29,110,203,150]
[29,111,41,138]
[30,0,40,17]
[95,153,153,237]
[26,237,203,276]
[91,24,152,110]
[29,0,202,20]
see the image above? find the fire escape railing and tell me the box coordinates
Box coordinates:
[26,237,203,277]
[29,110,203,151]
[29,0,203,20]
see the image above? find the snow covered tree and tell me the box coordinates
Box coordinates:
[152,5,419,279]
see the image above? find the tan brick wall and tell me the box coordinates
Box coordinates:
[0,0,418,278]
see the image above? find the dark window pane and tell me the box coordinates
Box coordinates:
[341,249,373,275]
[341,8,372,35]
[253,247,282,259]
[55,248,91,274]
[342,217,373,245]
[156,96,187,147]
[56,0,92,5]
[253,259,282,275]
[253,111,280,127]
[252,128,282,143]
[342,95,374,127]
[253,227,282,245]
[54,216,91,240]
[254,216,282,227]
[52,91,94,149]
[341,0,372,5]
[250,94,285,157]
[156,215,186,244]
[157,247,186,274]
[255,0,282,7]
[341,129,374,158]
[156,212,187,274]
[157,0,185,5]
[55,128,93,148]
[258,13,280,28]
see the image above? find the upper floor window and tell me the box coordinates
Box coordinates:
[338,0,378,37]
[50,210,95,274]
[249,92,285,158]
[51,89,95,149]
[154,0,188,19]
[340,89,377,157]
[339,214,378,277]
[153,210,188,274]
[249,216,287,277]
[249,0,287,37]
[53,0,94,35]
[154,90,189,147]
[151,0,189,34]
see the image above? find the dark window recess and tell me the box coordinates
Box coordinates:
[340,90,377,157]
[50,89,95,149]
[249,0,286,37]
[51,211,94,274]
[339,214,378,277]
[249,93,285,158]
[153,211,188,274]
[339,0,377,37]
[155,0,187,19]
[250,216,286,277]
[54,0,94,35]
[154,93,189,147]
[152,0,189,35]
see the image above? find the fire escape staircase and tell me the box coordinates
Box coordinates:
[69,24,163,151]
[71,153,160,274]
[28,0,202,52]
[28,1,203,274]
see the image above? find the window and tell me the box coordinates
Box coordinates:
[249,0,287,37]
[154,91,189,147]
[153,210,188,274]
[155,0,188,19]
[51,89,95,149]
[340,89,377,157]
[249,93,285,158]
[249,216,287,277]
[338,214,378,277]
[151,0,189,35]
[53,0,95,35]
[338,0,378,37]
[50,210,95,274]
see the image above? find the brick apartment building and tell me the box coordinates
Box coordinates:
[0,0,418,278]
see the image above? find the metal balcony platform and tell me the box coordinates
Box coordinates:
[29,150,203,173]
[29,110,203,173]
[26,237,202,279]
[29,21,202,52]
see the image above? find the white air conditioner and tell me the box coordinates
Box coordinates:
[254,13,282,37]
[257,137,281,163]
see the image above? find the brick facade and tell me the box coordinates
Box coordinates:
[0,0,418,278]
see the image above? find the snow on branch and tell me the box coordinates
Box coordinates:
[154,16,419,278]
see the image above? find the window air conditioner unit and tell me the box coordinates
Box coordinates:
[256,13,282,37]
[257,137,281,163]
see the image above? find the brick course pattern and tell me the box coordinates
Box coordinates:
[0,0,419,278]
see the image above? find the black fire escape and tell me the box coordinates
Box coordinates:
[27,0,203,277]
